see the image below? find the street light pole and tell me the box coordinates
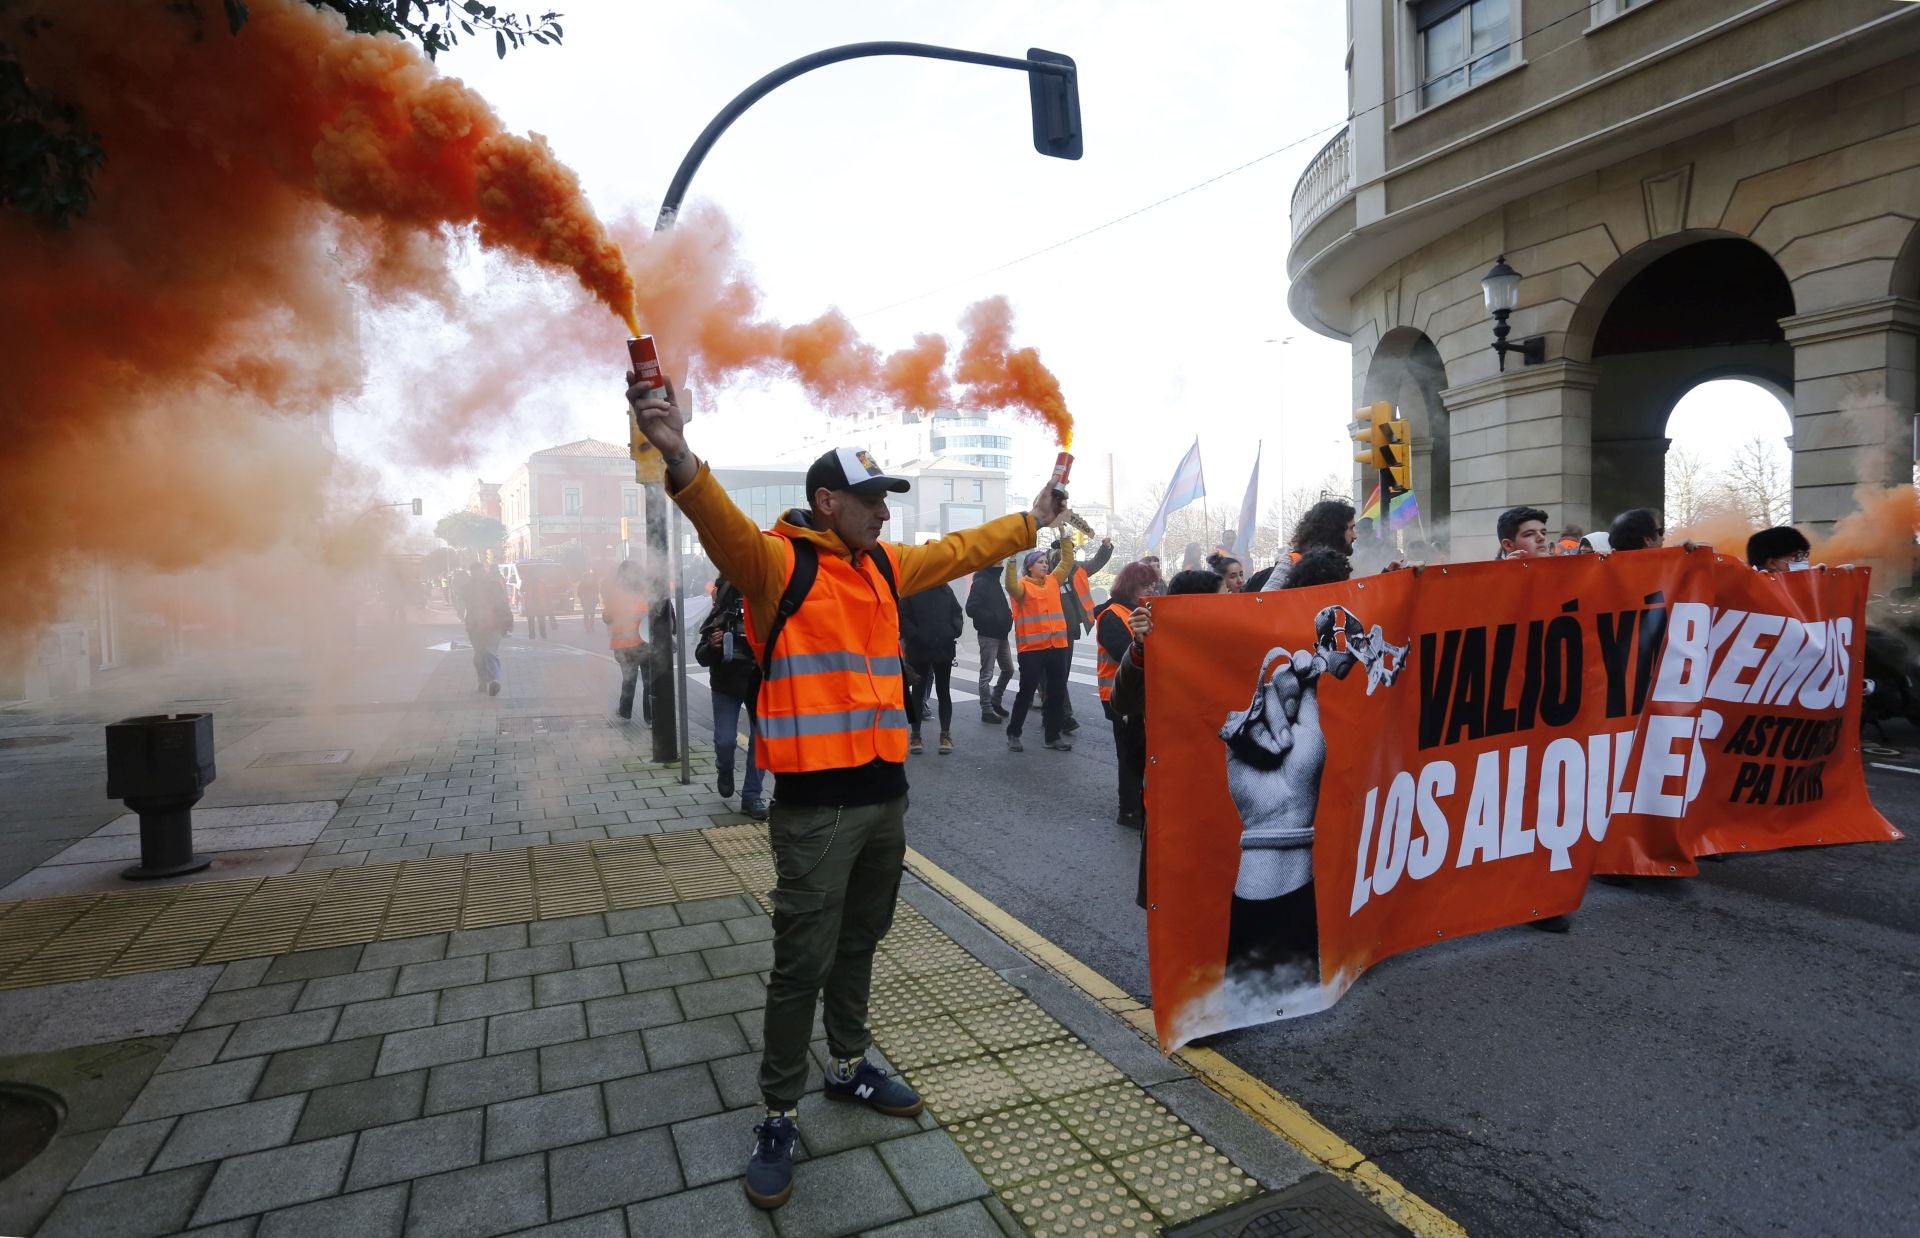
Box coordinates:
[637,40,1083,771]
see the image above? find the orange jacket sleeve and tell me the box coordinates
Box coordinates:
[894,512,1038,597]
[667,462,787,642]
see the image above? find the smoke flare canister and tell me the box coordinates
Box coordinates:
[1050,451,1073,496]
[627,335,668,402]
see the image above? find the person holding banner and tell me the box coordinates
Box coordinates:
[1096,561,1159,828]
[1004,540,1079,752]
[1260,500,1357,592]
[1608,507,1665,551]
[1497,506,1552,560]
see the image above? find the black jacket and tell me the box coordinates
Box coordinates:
[965,566,1013,640]
[694,584,759,701]
[899,585,964,666]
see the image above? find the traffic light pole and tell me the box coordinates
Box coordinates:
[635,41,1083,772]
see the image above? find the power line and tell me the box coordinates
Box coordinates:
[854,0,1612,320]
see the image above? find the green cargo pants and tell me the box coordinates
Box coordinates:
[758,795,907,1107]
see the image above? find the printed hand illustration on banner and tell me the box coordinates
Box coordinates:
[1216,605,1409,1000]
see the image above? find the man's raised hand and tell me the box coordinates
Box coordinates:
[626,374,688,461]
[1029,482,1066,531]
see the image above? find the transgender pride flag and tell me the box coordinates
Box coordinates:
[1144,438,1206,551]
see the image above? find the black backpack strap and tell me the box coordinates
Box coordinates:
[758,540,820,682]
[867,545,901,604]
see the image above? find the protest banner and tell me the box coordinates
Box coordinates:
[1144,548,1904,1050]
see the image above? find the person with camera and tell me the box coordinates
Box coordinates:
[696,574,767,819]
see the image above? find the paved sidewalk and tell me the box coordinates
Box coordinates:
[0,617,1377,1236]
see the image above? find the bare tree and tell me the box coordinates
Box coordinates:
[1717,436,1792,527]
[1665,446,1713,529]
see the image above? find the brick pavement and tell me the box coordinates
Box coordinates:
[0,616,1353,1236]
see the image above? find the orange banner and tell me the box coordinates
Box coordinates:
[1145,549,1904,1050]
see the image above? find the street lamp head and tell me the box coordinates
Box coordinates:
[1481,255,1522,314]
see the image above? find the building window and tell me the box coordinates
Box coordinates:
[622,489,639,517]
[971,479,983,501]
[943,479,955,501]
[563,485,582,515]
[1416,0,1510,109]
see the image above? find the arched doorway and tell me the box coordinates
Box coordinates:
[1361,328,1449,546]
[1664,379,1795,534]
[1576,235,1796,526]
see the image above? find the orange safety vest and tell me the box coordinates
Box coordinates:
[1013,575,1069,653]
[745,533,909,773]
[604,586,648,650]
[1095,602,1131,702]
[1071,567,1094,622]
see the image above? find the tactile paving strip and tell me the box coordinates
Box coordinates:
[0,830,749,989]
[870,1012,986,1071]
[954,1001,1069,1053]
[910,1055,1036,1122]
[1003,1161,1162,1235]
[1112,1134,1262,1225]
[1052,1081,1197,1159]
[915,964,1023,1016]
[946,1103,1095,1189]
[999,1039,1126,1101]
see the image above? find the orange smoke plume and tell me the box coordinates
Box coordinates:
[955,297,1075,448]
[1808,485,1920,570]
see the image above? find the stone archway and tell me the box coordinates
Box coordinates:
[1575,236,1796,525]
[1362,327,1450,546]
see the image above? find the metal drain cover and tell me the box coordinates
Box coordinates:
[0,1083,63,1183]
[1168,1173,1411,1238]
[0,735,69,750]
[250,749,353,767]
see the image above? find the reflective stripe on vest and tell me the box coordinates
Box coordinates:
[1095,603,1132,702]
[744,533,909,773]
[1013,577,1068,652]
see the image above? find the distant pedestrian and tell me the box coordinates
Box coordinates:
[900,583,964,756]
[603,560,652,724]
[1181,541,1205,571]
[460,561,511,696]
[1005,542,1077,752]
[577,568,600,630]
[1096,561,1158,827]
[696,576,766,818]
[523,573,554,639]
[965,564,1014,723]
[1047,534,1112,735]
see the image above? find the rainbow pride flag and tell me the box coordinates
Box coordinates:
[1360,483,1421,532]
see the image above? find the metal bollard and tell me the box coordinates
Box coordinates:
[105,713,215,880]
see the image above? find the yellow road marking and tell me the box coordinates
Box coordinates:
[905,847,1468,1238]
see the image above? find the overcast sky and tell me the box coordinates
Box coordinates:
[339,0,1783,538]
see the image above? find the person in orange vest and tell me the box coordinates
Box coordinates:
[628,376,1062,1212]
[1095,561,1159,826]
[601,559,651,725]
[1554,523,1585,556]
[1005,539,1078,751]
[1044,533,1111,734]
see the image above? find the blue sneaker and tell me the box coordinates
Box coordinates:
[823,1058,924,1117]
[744,1115,797,1209]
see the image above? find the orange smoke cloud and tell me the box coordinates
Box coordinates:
[3,0,1074,639]
[954,297,1074,448]
[1808,485,1920,570]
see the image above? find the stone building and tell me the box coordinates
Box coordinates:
[1288,0,1920,557]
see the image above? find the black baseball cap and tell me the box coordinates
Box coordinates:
[805,447,911,498]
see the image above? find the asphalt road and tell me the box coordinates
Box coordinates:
[554,613,1918,1237]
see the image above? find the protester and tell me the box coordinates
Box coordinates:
[694,576,767,818]
[1120,567,1220,908]
[900,582,964,756]
[965,564,1014,723]
[1005,540,1079,752]
[1096,561,1158,827]
[1580,531,1611,554]
[522,572,553,639]
[1260,499,1357,591]
[1207,553,1245,592]
[1284,548,1352,589]
[1497,506,1552,559]
[1748,525,1812,572]
[1608,508,1663,551]
[1181,541,1205,571]
[628,373,1061,1212]
[460,560,511,696]
[577,567,599,630]
[1047,534,1113,734]
[602,560,652,725]
[1141,553,1163,585]
[1555,524,1586,555]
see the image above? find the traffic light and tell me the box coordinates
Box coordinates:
[1351,402,1393,469]
[410,497,423,517]
[619,517,632,542]
[1027,49,1083,160]
[483,548,494,566]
